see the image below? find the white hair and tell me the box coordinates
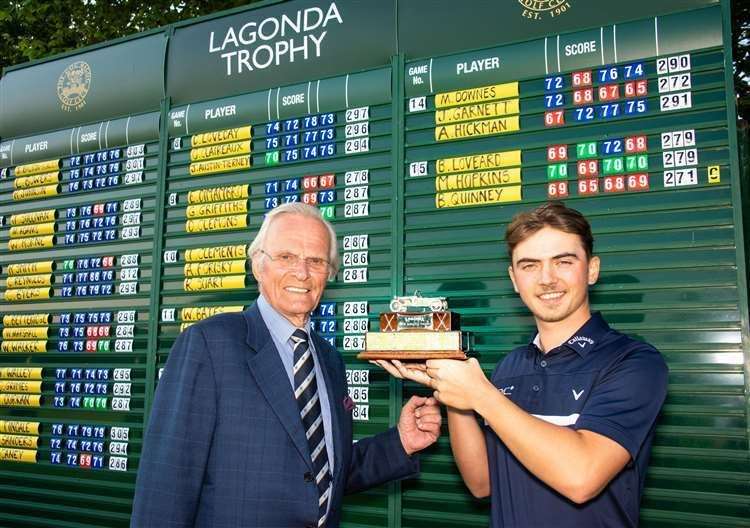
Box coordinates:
[249,203,339,280]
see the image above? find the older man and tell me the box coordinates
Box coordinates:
[132,203,441,527]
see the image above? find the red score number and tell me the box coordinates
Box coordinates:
[302,175,319,190]
[548,181,569,198]
[573,88,594,105]
[547,145,568,162]
[544,110,565,127]
[302,192,318,205]
[577,160,599,178]
[79,453,92,468]
[625,135,647,153]
[572,70,593,87]
[627,173,649,191]
[603,175,626,193]
[578,178,599,196]
[624,80,648,98]
[318,173,335,188]
[598,84,620,101]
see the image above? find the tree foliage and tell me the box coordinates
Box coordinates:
[733,0,750,120]
[0,0,251,72]
[0,0,748,119]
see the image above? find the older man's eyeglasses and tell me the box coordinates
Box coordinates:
[259,250,330,273]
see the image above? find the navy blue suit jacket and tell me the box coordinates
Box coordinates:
[131,304,419,527]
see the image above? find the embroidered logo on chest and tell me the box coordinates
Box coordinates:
[568,335,595,349]
[572,388,585,400]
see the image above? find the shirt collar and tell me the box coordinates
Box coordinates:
[257,295,311,346]
[528,312,610,357]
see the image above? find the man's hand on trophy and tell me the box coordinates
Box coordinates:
[371,359,432,386]
[425,358,491,411]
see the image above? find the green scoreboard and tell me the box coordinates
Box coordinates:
[0,1,747,526]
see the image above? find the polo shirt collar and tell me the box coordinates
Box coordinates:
[529,312,610,357]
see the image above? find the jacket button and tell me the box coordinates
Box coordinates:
[304,471,313,482]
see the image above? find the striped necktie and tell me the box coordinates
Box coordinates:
[291,329,331,527]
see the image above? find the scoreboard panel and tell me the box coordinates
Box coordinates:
[0,1,747,527]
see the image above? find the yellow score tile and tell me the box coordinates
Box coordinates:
[183,275,246,292]
[435,82,519,109]
[184,244,248,262]
[188,184,249,205]
[192,126,252,147]
[436,115,519,142]
[436,184,522,209]
[181,305,245,322]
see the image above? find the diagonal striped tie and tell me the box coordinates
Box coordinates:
[291,329,331,527]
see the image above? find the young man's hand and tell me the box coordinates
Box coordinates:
[426,358,493,411]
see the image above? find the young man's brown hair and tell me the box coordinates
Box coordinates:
[505,201,594,260]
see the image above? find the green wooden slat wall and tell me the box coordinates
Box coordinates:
[0,1,746,527]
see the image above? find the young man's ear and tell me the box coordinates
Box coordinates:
[508,265,519,293]
[587,255,601,285]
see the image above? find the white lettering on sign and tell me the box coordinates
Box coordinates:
[564,40,597,56]
[457,56,500,75]
[80,132,98,142]
[205,105,237,120]
[24,141,48,153]
[282,93,305,106]
[209,3,344,76]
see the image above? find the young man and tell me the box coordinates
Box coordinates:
[376,201,668,527]
[132,203,441,527]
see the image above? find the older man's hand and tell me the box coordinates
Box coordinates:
[396,395,442,455]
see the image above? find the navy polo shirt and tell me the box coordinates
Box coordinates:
[485,313,668,528]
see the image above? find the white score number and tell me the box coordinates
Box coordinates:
[343,301,368,316]
[345,138,370,154]
[345,122,369,138]
[353,404,370,421]
[658,73,691,93]
[344,170,369,185]
[660,92,692,111]
[409,96,427,113]
[344,202,369,218]
[410,161,428,177]
[343,268,367,283]
[345,106,369,123]
[664,168,698,187]
[343,335,366,351]
[344,186,369,202]
[662,149,698,168]
[656,53,691,74]
[343,318,369,334]
[342,234,368,251]
[661,129,696,149]
[348,386,369,403]
[346,369,370,385]
[343,251,368,267]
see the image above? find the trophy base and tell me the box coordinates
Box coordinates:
[357,350,468,361]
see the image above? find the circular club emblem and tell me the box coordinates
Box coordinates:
[518,0,572,19]
[57,61,92,111]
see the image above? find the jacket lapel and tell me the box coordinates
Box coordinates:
[311,331,345,484]
[243,304,312,471]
